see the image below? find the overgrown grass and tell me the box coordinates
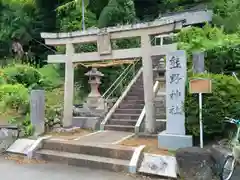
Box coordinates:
[45,87,64,107]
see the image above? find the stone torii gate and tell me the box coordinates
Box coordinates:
[41,19,184,133]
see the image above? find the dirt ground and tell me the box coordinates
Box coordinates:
[119,136,175,156]
[4,154,47,164]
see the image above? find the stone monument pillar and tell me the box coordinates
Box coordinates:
[158,50,193,150]
[30,90,45,136]
[85,68,105,110]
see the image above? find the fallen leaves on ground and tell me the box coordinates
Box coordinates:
[120,137,175,156]
[4,154,47,164]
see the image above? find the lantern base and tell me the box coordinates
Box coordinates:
[86,96,105,110]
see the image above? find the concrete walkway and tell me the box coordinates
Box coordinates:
[76,130,133,144]
[49,130,134,145]
[0,157,164,180]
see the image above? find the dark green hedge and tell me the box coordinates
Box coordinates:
[185,73,240,136]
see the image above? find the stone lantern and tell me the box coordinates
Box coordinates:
[156,58,165,78]
[85,68,104,109]
[154,57,166,89]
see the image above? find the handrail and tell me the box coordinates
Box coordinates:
[100,59,141,110]
[100,67,143,130]
[232,72,240,83]
[102,62,133,98]
[105,60,140,100]
[135,80,161,134]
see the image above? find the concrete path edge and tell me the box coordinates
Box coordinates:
[128,145,145,174]
[26,136,52,159]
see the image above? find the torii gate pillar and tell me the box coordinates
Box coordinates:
[141,35,155,133]
[63,43,75,127]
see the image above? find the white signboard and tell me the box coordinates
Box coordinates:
[166,50,187,135]
[138,153,177,178]
[7,139,36,155]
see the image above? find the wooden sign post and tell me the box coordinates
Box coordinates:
[189,78,212,148]
[190,51,211,148]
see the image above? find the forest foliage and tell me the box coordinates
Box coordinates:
[0,0,240,62]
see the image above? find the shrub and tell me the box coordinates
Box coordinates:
[9,114,34,137]
[185,74,240,137]
[38,64,63,90]
[0,84,29,114]
[45,105,63,131]
[177,25,240,74]
[3,64,42,87]
[0,76,5,85]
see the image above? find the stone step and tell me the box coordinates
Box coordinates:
[104,125,135,132]
[132,87,143,90]
[124,95,144,101]
[119,103,145,109]
[130,87,143,92]
[130,83,144,88]
[36,149,129,172]
[156,114,166,119]
[135,78,143,82]
[127,94,144,98]
[129,90,143,95]
[132,81,143,85]
[135,80,143,84]
[41,141,134,160]
[131,83,143,87]
[127,90,144,96]
[122,99,145,104]
[129,85,143,89]
[112,113,140,120]
[115,109,143,114]
[108,119,138,126]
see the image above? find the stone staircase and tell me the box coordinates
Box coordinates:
[104,74,145,132]
[36,139,135,172]
[103,56,166,133]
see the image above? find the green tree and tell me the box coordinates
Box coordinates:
[98,0,136,28]
[0,0,37,58]
[213,0,240,33]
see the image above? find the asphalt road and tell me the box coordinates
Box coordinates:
[0,157,165,180]
[1,156,240,180]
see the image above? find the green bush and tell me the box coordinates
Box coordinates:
[38,64,63,90]
[1,64,63,90]
[21,114,34,136]
[0,84,29,114]
[9,114,34,137]
[3,64,42,87]
[185,74,240,137]
[0,76,5,85]
[177,25,240,74]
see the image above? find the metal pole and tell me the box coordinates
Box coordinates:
[82,0,85,31]
[199,92,203,148]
